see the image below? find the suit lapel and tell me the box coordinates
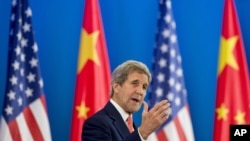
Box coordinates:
[104,102,131,138]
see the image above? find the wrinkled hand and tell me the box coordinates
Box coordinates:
[138,100,171,139]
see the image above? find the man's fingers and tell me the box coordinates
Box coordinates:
[150,100,170,112]
[158,102,171,114]
[159,106,171,119]
[148,100,171,122]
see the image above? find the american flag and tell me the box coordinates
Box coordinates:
[147,0,195,140]
[0,0,52,140]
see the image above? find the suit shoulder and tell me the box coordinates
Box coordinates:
[85,108,110,123]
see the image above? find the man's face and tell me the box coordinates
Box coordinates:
[112,71,149,114]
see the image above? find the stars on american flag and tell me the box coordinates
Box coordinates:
[148,1,195,140]
[0,1,52,140]
[149,0,188,125]
[2,1,44,122]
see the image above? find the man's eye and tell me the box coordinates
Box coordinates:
[132,82,138,85]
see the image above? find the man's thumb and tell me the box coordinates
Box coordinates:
[142,101,148,115]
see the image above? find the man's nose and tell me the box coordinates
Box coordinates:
[136,87,144,95]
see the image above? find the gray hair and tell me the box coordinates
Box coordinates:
[110,60,151,97]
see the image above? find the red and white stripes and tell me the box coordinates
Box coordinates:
[0,96,51,141]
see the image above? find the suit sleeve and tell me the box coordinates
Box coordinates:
[82,116,112,141]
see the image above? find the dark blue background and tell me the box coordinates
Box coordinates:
[1,0,250,140]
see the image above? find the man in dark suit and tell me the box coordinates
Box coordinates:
[82,60,171,141]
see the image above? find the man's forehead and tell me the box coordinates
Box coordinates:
[127,72,149,84]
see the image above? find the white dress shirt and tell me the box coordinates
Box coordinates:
[110,99,147,141]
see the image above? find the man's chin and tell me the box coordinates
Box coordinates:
[127,107,140,113]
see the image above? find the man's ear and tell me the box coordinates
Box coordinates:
[112,82,120,93]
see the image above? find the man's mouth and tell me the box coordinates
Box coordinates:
[131,98,140,103]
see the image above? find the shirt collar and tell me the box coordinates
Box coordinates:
[110,99,132,122]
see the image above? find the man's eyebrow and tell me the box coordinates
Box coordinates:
[130,79,139,83]
[130,80,149,87]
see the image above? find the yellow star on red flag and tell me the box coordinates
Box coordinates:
[218,36,239,75]
[213,0,250,141]
[234,110,245,124]
[216,103,229,121]
[76,101,90,119]
[77,29,100,73]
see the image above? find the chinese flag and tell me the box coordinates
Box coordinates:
[70,0,111,141]
[213,0,250,141]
